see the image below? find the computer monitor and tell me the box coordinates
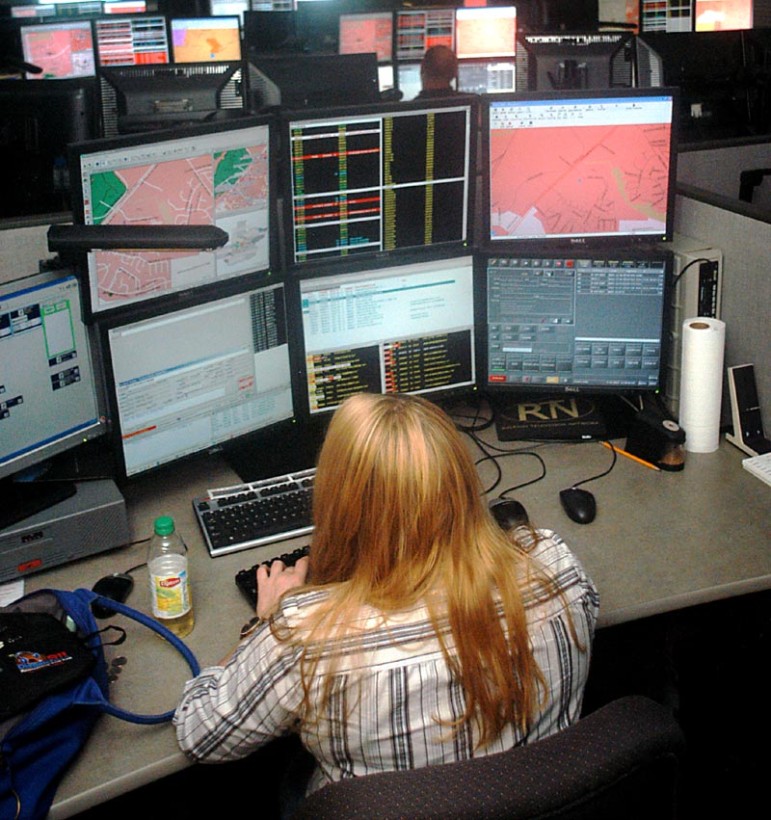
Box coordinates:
[395,6,455,62]
[517,32,634,91]
[481,88,679,248]
[284,97,477,266]
[170,16,242,64]
[293,253,476,417]
[0,77,98,218]
[101,276,293,479]
[454,5,517,61]
[69,116,276,318]
[209,0,250,23]
[242,10,297,53]
[0,270,106,528]
[477,250,673,398]
[396,61,424,102]
[94,14,169,66]
[250,52,379,109]
[338,12,393,63]
[97,59,247,135]
[20,20,96,79]
[457,60,516,95]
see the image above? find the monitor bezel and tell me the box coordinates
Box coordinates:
[0,269,107,484]
[479,86,680,251]
[97,269,299,483]
[286,247,479,422]
[473,247,675,401]
[279,95,479,273]
[67,113,280,323]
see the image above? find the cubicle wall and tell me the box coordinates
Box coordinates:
[674,183,771,426]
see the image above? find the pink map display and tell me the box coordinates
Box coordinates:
[88,144,269,307]
[490,122,672,239]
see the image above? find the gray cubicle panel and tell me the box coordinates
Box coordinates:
[674,183,771,428]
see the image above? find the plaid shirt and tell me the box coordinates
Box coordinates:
[174,529,599,795]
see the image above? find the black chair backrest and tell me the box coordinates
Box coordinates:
[293,695,686,820]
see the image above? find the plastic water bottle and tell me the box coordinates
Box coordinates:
[147,515,194,637]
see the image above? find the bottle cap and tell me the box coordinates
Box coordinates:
[154,515,175,536]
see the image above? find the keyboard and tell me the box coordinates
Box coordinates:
[235,545,310,609]
[192,468,315,558]
[743,452,771,487]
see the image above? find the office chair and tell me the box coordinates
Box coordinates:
[292,695,686,820]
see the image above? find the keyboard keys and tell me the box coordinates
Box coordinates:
[193,468,315,557]
[235,545,311,609]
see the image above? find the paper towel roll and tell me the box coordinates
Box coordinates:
[678,317,726,453]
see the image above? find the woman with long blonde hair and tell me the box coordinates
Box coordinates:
[175,393,598,800]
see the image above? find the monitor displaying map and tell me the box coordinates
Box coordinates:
[21,20,96,79]
[71,116,276,318]
[170,16,242,64]
[482,88,679,247]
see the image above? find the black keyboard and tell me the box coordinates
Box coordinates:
[192,468,315,558]
[235,545,310,609]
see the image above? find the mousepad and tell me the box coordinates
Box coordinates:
[494,395,608,441]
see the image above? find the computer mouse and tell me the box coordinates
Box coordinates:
[91,573,134,619]
[489,498,529,530]
[559,488,597,525]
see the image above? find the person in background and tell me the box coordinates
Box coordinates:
[174,393,599,812]
[416,44,460,98]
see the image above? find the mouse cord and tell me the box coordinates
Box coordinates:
[465,429,548,495]
[570,440,618,489]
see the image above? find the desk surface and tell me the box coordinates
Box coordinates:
[22,434,769,818]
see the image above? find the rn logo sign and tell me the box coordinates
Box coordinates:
[496,395,606,441]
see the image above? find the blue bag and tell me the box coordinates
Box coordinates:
[0,587,199,820]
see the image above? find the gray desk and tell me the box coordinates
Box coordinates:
[23,436,770,818]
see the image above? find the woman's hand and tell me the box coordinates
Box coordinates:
[256,556,310,620]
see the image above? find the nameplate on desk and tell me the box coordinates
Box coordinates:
[495,396,607,441]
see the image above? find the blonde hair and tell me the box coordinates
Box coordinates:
[282,393,552,746]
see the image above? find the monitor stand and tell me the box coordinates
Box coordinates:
[493,394,638,442]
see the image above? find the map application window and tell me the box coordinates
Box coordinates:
[21,21,96,79]
[77,121,272,315]
[170,17,242,63]
[486,92,676,244]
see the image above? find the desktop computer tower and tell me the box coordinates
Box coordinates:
[661,234,723,416]
[0,480,130,584]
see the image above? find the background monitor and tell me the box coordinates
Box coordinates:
[242,9,298,53]
[102,276,293,479]
[284,97,476,266]
[294,253,476,417]
[338,11,393,63]
[97,60,247,136]
[20,19,96,79]
[94,14,169,66]
[395,6,455,62]
[0,77,98,218]
[169,16,242,64]
[457,60,516,95]
[477,250,673,397]
[0,270,106,527]
[481,88,679,248]
[455,5,517,61]
[396,61,423,101]
[517,32,634,91]
[70,116,276,317]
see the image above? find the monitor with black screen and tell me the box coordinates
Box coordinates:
[0,270,106,529]
[0,77,98,218]
[284,97,476,266]
[454,5,517,61]
[481,88,678,248]
[102,276,294,480]
[70,116,276,318]
[293,253,476,417]
[477,249,673,405]
[20,19,96,79]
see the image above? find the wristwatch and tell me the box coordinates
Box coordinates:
[240,615,265,640]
